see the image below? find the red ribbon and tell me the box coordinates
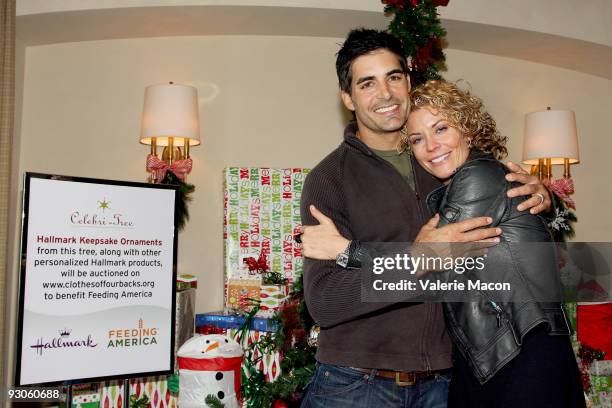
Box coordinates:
[243,253,269,275]
[146,154,193,182]
[548,178,576,210]
[196,325,226,335]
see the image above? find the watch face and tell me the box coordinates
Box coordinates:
[336,253,349,267]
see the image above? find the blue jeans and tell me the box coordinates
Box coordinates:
[301,363,450,408]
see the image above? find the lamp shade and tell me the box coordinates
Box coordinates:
[522,109,579,165]
[140,83,201,147]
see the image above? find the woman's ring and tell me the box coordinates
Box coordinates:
[533,193,545,206]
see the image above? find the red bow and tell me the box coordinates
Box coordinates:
[548,178,576,210]
[243,253,269,274]
[146,154,193,182]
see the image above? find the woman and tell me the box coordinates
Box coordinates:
[302,80,584,407]
[402,80,584,407]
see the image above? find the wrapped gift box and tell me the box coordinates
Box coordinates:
[587,391,611,408]
[177,273,198,289]
[99,381,124,408]
[590,360,612,376]
[130,376,177,408]
[227,328,282,382]
[258,284,290,318]
[223,167,309,307]
[577,302,612,359]
[591,375,611,393]
[226,278,262,312]
[196,311,279,333]
[71,383,100,408]
[98,377,177,408]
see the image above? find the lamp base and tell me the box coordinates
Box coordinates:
[161,146,183,163]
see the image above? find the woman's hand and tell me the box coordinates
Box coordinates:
[301,205,350,260]
[505,162,552,214]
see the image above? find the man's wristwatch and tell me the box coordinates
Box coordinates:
[335,242,351,268]
[335,240,363,269]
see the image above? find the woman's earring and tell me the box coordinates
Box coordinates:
[467,138,473,149]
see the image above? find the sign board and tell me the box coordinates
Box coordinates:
[16,173,178,385]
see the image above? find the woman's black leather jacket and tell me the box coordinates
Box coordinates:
[426,150,572,384]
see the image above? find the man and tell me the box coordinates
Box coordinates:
[299,29,551,408]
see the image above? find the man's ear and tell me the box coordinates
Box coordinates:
[406,73,411,92]
[340,90,355,112]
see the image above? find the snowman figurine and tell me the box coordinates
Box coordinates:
[178,334,244,408]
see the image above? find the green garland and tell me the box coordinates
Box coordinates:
[382,0,449,86]
[159,170,195,231]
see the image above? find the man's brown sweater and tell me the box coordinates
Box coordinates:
[301,122,453,371]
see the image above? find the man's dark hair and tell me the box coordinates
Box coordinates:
[336,28,408,94]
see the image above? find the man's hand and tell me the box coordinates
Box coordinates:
[301,205,350,260]
[505,162,552,214]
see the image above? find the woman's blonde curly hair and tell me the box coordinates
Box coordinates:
[403,80,508,160]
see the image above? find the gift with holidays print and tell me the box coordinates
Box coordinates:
[223,168,309,304]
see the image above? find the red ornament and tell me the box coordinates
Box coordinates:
[273,400,288,408]
[432,0,450,6]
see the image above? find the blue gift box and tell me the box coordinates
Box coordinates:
[196,311,279,333]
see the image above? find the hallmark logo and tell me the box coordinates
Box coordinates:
[30,328,97,356]
[107,318,158,348]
